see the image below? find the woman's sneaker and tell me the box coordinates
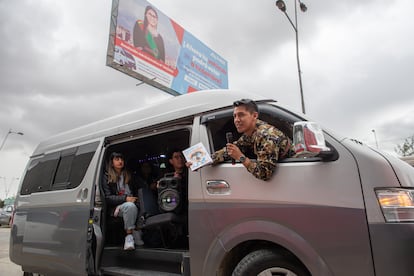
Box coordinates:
[124,234,135,250]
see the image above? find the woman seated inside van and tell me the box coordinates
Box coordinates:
[102,152,144,250]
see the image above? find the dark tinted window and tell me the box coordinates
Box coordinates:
[52,156,75,190]
[67,143,98,189]
[20,152,59,195]
[20,141,99,195]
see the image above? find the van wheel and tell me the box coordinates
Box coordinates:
[232,249,309,276]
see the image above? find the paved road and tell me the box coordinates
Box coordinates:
[0,226,22,276]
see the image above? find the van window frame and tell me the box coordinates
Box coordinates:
[200,103,336,163]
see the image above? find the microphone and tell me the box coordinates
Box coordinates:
[226,132,235,165]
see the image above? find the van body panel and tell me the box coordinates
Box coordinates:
[187,118,221,276]
[200,205,371,276]
[187,201,219,276]
[340,139,414,275]
[200,216,333,276]
[340,139,402,224]
[400,155,414,167]
[196,124,374,275]
[368,223,414,276]
[15,204,89,275]
[10,139,103,275]
[383,153,414,187]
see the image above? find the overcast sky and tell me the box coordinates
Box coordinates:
[0,0,413,199]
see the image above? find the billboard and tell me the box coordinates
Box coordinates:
[107,0,229,95]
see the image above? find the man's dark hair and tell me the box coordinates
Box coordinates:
[233,99,258,113]
[167,148,182,160]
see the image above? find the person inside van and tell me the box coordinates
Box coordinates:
[168,148,187,180]
[135,161,159,216]
[102,152,144,250]
[212,99,295,181]
[159,148,188,212]
[165,148,189,247]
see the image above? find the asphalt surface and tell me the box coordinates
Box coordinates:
[0,226,22,276]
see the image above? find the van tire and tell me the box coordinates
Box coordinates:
[232,249,309,276]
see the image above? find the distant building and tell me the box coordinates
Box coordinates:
[400,156,414,167]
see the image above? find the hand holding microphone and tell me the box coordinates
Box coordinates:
[226,132,236,165]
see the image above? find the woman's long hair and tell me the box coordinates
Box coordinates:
[107,152,131,184]
[143,5,158,31]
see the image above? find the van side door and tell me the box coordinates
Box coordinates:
[11,140,101,275]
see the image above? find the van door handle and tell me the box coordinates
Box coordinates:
[77,188,88,202]
[206,180,230,195]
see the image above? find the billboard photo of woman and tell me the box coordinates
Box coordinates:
[133,5,165,62]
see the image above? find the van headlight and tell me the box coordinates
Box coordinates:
[376,189,414,222]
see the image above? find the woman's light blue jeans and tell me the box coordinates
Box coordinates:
[117,201,138,231]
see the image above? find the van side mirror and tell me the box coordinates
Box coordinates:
[293,121,334,161]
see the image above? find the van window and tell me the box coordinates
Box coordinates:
[20,152,60,195]
[20,141,99,195]
[53,147,77,190]
[201,104,298,159]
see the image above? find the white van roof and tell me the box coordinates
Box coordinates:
[33,89,273,155]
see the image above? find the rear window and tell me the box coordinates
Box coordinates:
[20,141,99,195]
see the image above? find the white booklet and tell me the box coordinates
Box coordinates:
[182,142,213,171]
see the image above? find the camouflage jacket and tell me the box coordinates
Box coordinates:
[212,120,294,181]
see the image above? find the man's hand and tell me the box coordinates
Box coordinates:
[226,143,243,161]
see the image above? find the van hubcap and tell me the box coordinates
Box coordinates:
[258,267,297,276]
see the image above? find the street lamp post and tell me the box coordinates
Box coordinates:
[372,129,379,149]
[0,129,24,152]
[275,0,307,114]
